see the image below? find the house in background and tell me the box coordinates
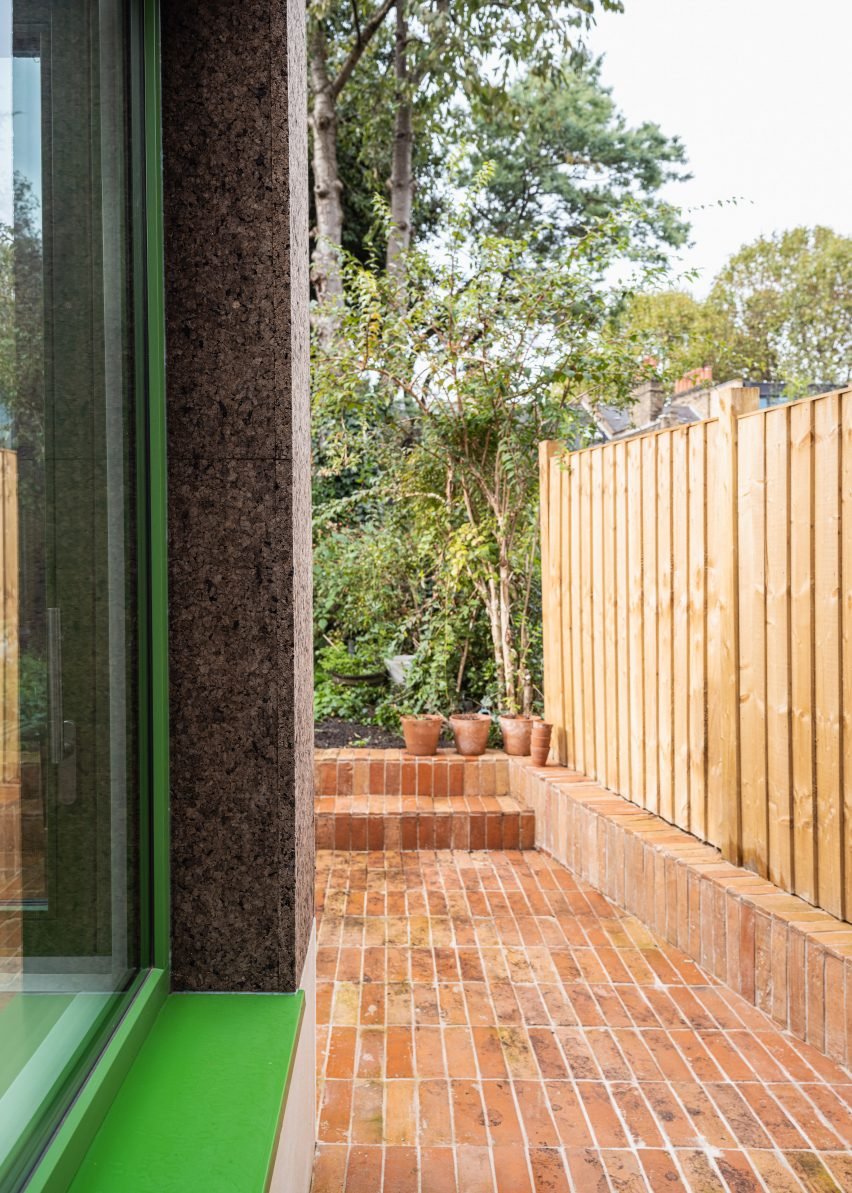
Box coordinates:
[590,370,846,442]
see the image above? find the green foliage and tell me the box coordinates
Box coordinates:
[313,175,667,713]
[620,289,720,385]
[312,38,448,268]
[0,178,45,455]
[313,641,388,722]
[313,521,414,649]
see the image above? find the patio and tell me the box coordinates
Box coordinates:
[313,845,852,1192]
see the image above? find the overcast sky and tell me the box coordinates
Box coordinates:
[587,0,852,293]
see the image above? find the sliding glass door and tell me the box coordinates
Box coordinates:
[0,0,152,1184]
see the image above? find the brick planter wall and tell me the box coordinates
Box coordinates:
[511,758,852,1071]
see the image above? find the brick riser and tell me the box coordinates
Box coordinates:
[314,749,532,852]
[316,808,535,852]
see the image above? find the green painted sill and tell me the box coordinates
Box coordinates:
[33,987,304,1193]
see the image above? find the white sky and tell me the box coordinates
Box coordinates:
[587,0,852,294]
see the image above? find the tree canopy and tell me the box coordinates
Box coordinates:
[461,57,689,260]
[307,0,700,318]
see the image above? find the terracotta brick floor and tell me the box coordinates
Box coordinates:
[313,849,852,1192]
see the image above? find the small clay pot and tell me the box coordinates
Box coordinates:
[530,721,552,766]
[450,713,491,757]
[401,714,443,756]
[499,714,533,756]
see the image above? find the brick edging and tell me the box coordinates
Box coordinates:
[510,758,852,1070]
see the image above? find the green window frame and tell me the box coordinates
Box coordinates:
[10,0,170,1187]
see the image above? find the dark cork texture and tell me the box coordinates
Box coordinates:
[162,0,313,992]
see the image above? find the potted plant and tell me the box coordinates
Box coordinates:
[450,712,491,757]
[400,713,444,756]
[498,712,533,756]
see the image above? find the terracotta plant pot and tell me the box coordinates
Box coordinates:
[530,720,552,766]
[401,714,443,756]
[499,714,533,756]
[450,713,491,757]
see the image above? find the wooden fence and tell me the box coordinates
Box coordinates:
[540,386,852,920]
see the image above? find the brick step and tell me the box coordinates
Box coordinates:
[316,794,534,852]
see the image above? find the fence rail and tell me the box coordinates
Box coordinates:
[540,386,852,921]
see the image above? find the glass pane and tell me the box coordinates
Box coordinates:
[0,0,145,1183]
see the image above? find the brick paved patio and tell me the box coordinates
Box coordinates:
[313,848,852,1192]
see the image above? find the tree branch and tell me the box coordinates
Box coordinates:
[331,0,397,100]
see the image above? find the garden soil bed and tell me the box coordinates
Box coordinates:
[314,718,405,749]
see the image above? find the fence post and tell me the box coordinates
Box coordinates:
[716,392,745,863]
[539,442,560,746]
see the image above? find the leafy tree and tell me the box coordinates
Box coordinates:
[313,180,663,712]
[707,226,852,389]
[462,56,689,260]
[619,289,719,385]
[623,228,852,393]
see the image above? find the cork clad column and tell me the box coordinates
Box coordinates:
[161,0,313,992]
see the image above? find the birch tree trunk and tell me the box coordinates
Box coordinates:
[386,0,414,281]
[309,25,344,337]
[308,0,396,337]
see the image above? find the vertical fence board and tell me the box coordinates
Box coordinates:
[657,432,674,823]
[688,424,707,840]
[738,413,768,875]
[539,443,555,732]
[627,438,645,802]
[842,391,852,919]
[538,387,851,922]
[717,399,742,862]
[765,407,793,892]
[569,455,585,772]
[547,452,566,761]
[0,453,18,787]
[603,449,619,790]
[581,451,597,774]
[673,427,690,831]
[559,455,574,765]
[813,394,843,918]
[591,449,607,782]
[705,419,725,847]
[642,434,659,813]
[614,443,630,793]
[789,399,816,903]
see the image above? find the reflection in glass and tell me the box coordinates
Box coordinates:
[0,0,145,1185]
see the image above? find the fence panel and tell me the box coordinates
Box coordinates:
[540,387,852,920]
